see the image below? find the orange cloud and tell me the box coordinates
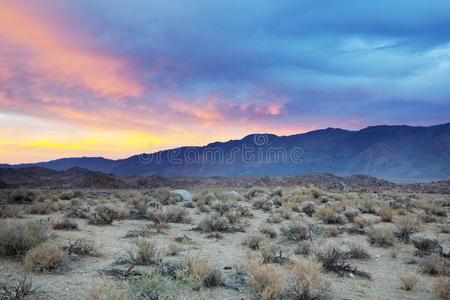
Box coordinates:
[0,2,144,100]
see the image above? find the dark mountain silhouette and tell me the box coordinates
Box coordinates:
[1,123,449,181]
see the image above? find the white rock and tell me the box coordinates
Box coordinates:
[170,190,193,202]
[226,191,244,200]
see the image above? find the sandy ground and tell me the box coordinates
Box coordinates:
[1,190,449,300]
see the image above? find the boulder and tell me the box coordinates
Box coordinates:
[226,191,244,201]
[170,190,193,202]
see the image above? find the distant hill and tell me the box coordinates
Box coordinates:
[1,123,450,181]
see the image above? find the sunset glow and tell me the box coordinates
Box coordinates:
[1,0,449,163]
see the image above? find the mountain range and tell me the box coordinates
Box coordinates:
[1,123,449,182]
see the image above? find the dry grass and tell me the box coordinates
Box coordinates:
[346,241,370,259]
[52,218,78,230]
[399,273,418,291]
[197,213,230,233]
[378,206,394,222]
[166,242,181,256]
[287,259,330,300]
[244,233,265,250]
[24,242,67,272]
[246,260,284,300]
[184,256,223,289]
[0,219,50,257]
[411,232,440,255]
[434,277,450,300]
[367,225,396,247]
[129,238,160,265]
[85,278,127,300]
[315,207,345,224]
[88,205,118,225]
[395,216,422,242]
[0,205,22,218]
[280,220,310,241]
[259,225,277,238]
[419,255,450,276]
[63,238,97,257]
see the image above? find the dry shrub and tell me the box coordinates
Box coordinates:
[130,238,160,265]
[246,260,284,300]
[434,277,450,300]
[224,209,241,224]
[246,187,270,200]
[244,233,265,250]
[315,208,345,224]
[259,241,279,264]
[0,219,50,257]
[147,206,191,225]
[8,190,40,204]
[324,226,340,237]
[419,255,450,276]
[63,238,97,257]
[197,213,230,233]
[438,224,450,234]
[399,273,418,291]
[353,216,373,229]
[267,214,283,224]
[295,240,312,255]
[378,206,393,222]
[253,196,273,212]
[277,204,292,220]
[367,225,396,247]
[358,199,377,214]
[259,225,277,238]
[395,216,421,242]
[85,278,127,300]
[301,202,316,217]
[0,205,22,218]
[88,204,118,225]
[280,221,311,242]
[24,242,67,272]
[184,256,223,289]
[166,242,181,256]
[287,259,330,300]
[346,241,370,259]
[0,276,38,300]
[411,232,440,255]
[344,208,360,222]
[28,201,54,215]
[52,218,78,230]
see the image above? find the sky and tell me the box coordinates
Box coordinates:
[1,0,450,163]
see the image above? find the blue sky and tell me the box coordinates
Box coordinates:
[1,0,449,162]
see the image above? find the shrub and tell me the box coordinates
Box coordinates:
[287,259,330,300]
[316,208,345,224]
[0,205,22,218]
[8,190,40,204]
[344,208,360,222]
[24,242,67,272]
[259,226,277,238]
[399,273,418,291]
[419,255,450,276]
[313,242,371,278]
[166,242,181,256]
[28,201,54,215]
[52,218,78,230]
[247,260,284,300]
[197,213,230,233]
[346,241,370,259]
[411,233,440,255]
[367,225,396,247]
[0,220,50,257]
[358,199,377,214]
[147,206,191,225]
[395,216,421,242]
[224,209,241,224]
[434,277,450,300]
[301,202,316,217]
[259,241,279,264]
[85,278,127,300]
[294,240,311,255]
[244,233,265,250]
[63,238,97,257]
[88,205,118,225]
[184,256,223,289]
[246,187,270,200]
[129,238,160,265]
[0,276,38,299]
[128,272,193,299]
[253,196,273,212]
[280,221,310,242]
[267,214,283,224]
[378,206,393,222]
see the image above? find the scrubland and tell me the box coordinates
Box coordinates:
[0,187,449,299]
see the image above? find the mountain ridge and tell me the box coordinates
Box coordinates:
[1,122,449,182]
